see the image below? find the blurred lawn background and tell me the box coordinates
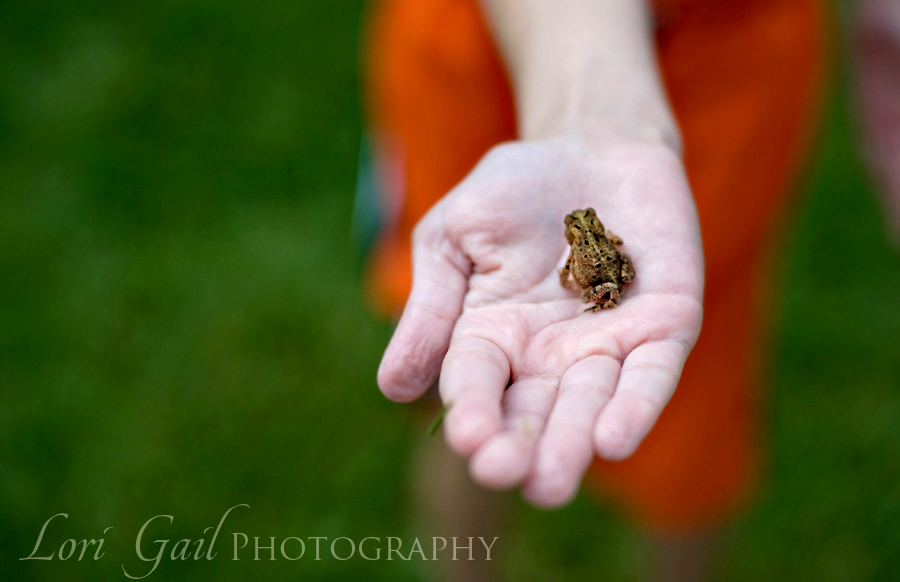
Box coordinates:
[1,1,898,580]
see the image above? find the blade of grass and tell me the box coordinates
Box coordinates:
[427,402,451,436]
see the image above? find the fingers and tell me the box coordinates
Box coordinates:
[593,339,691,460]
[439,336,510,455]
[468,376,558,490]
[524,355,620,507]
[377,220,470,402]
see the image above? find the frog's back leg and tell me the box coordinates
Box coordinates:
[582,282,620,311]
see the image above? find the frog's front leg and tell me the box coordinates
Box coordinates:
[620,254,635,283]
[582,282,620,311]
[559,251,578,290]
[604,230,624,247]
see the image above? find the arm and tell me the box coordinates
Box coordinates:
[854,0,900,242]
[378,0,703,506]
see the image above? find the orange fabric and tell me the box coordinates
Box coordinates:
[363,0,516,316]
[363,0,829,531]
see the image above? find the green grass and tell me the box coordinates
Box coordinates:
[1,1,898,580]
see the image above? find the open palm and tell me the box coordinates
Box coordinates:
[377,135,704,507]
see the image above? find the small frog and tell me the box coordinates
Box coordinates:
[559,207,635,311]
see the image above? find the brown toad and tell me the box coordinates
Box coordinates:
[559,208,635,311]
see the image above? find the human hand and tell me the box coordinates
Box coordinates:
[377,134,703,507]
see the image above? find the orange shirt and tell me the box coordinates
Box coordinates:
[364,0,829,531]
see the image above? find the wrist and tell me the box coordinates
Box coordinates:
[522,106,682,156]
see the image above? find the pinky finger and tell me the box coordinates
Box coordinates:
[593,339,692,461]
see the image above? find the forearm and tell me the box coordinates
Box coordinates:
[479,0,679,149]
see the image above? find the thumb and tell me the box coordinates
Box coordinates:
[377,213,470,402]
